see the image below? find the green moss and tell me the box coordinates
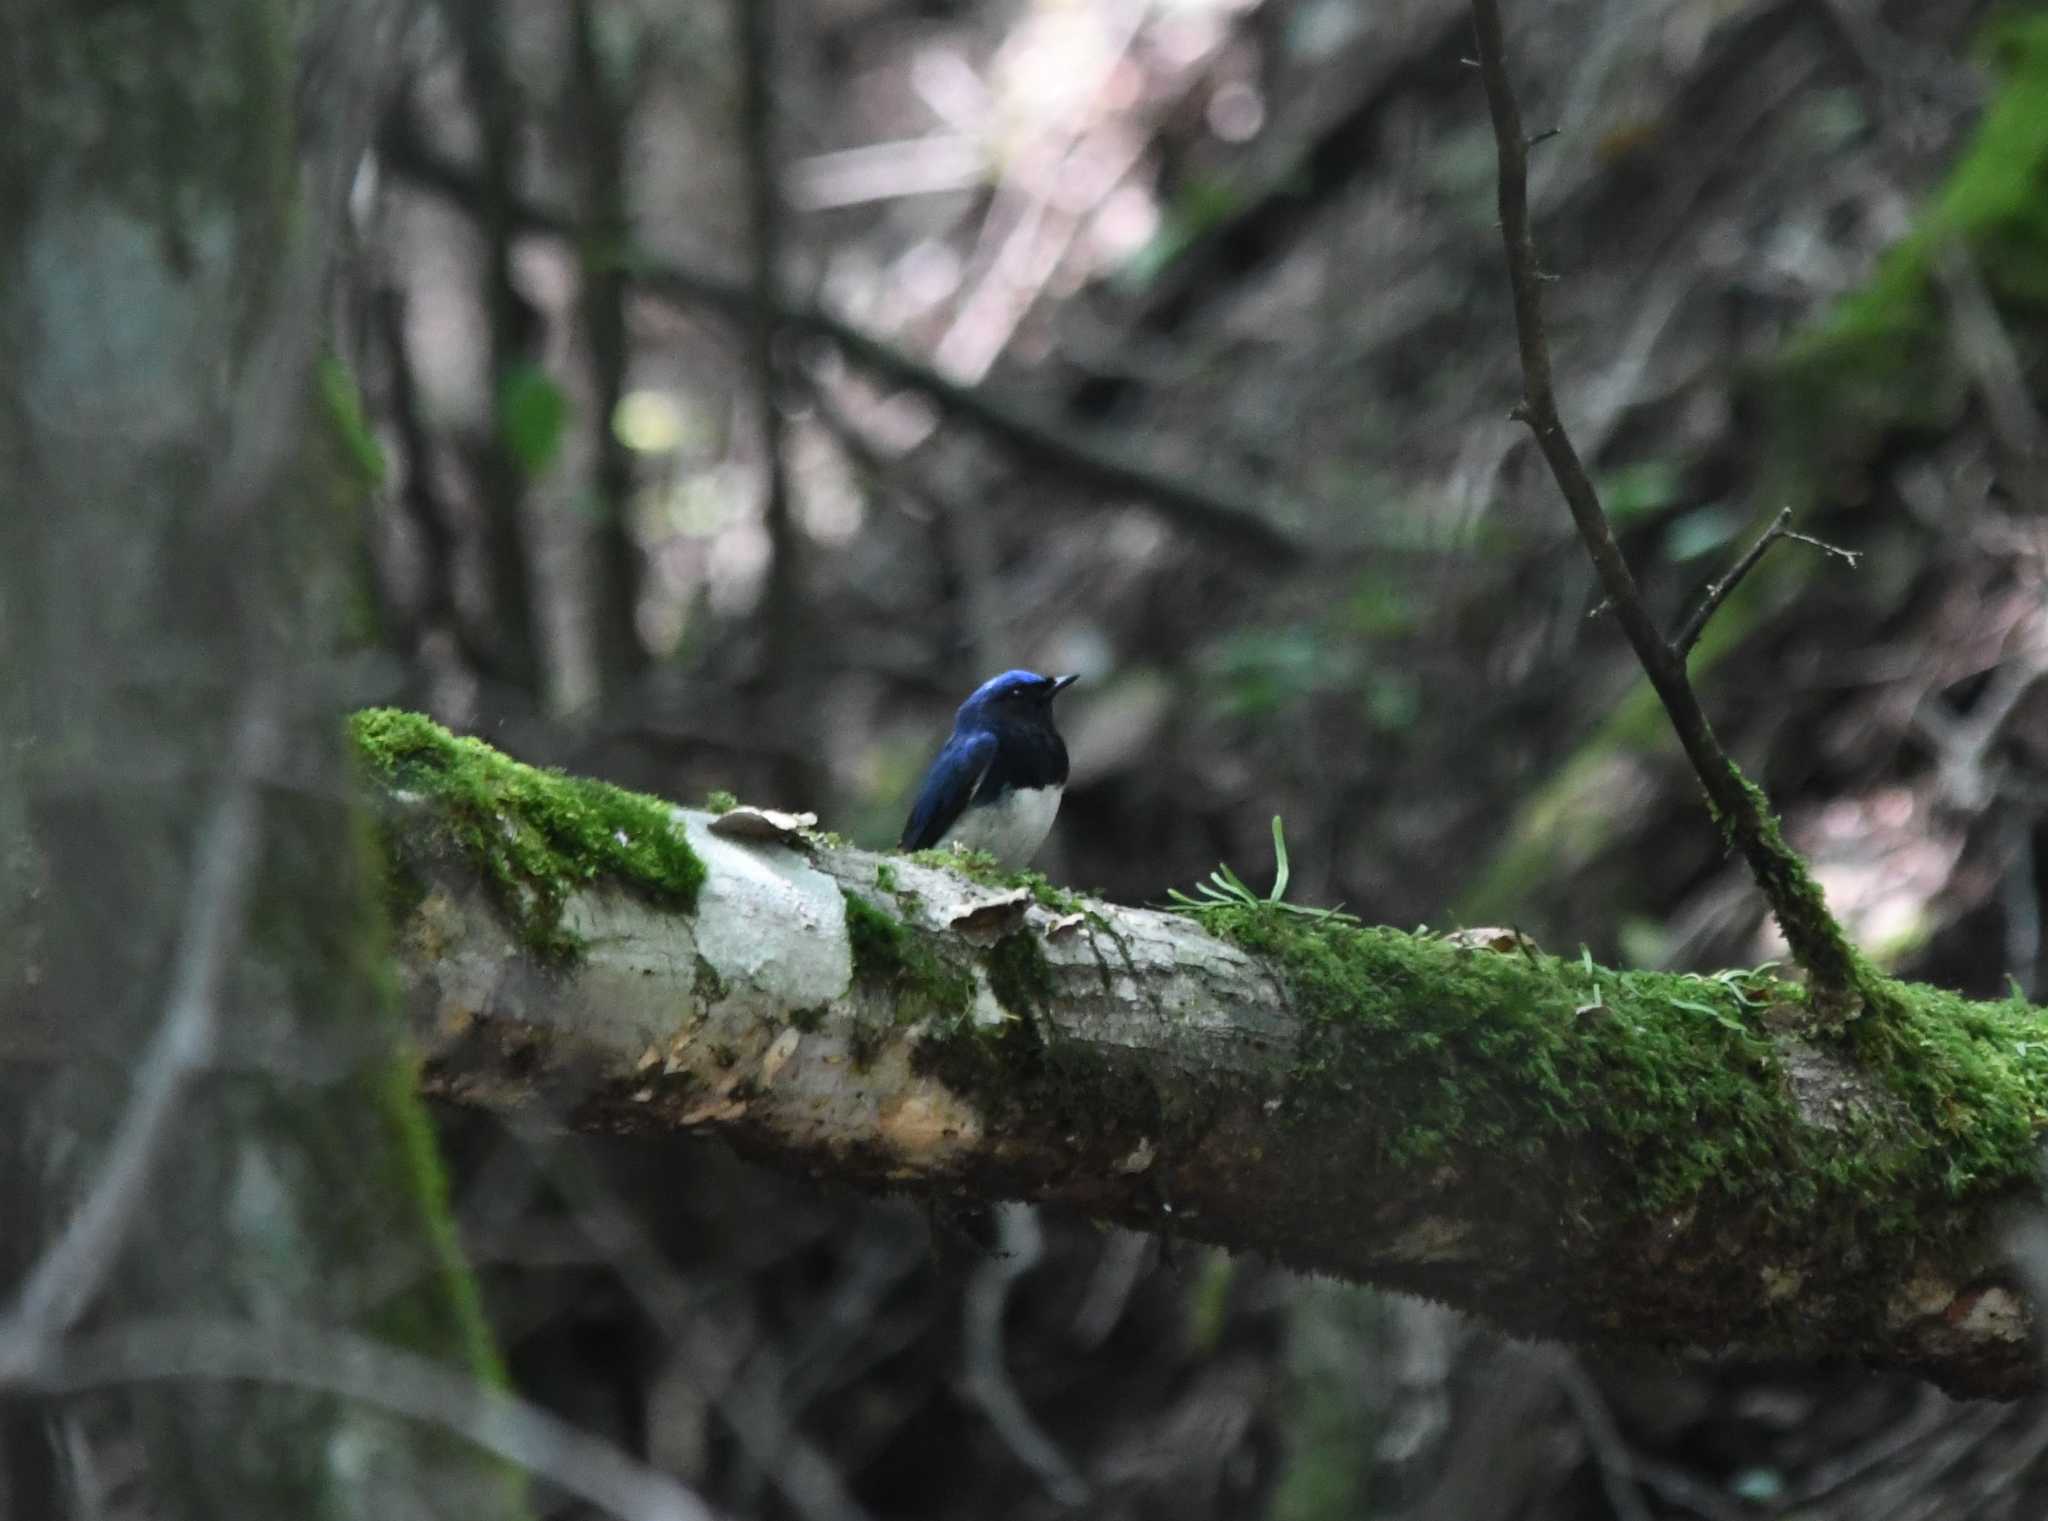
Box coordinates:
[986,930,1056,1018]
[909,845,1005,876]
[911,936,1186,1155]
[350,709,705,964]
[1852,976,2048,1196]
[317,355,386,489]
[1720,769,1866,1011]
[905,849,1087,913]
[874,861,898,893]
[704,789,739,815]
[363,1053,507,1389]
[1205,907,2048,1237]
[842,890,975,1023]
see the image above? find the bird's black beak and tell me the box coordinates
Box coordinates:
[1048,673,1079,697]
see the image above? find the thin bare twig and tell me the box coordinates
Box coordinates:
[1912,618,2048,815]
[1673,506,1862,659]
[16,1315,713,1521]
[1542,1350,1653,1521]
[0,692,281,1376]
[525,1141,876,1521]
[1935,238,2047,515]
[1467,0,1862,1009]
[962,1205,1089,1507]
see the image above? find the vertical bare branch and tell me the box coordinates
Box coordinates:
[448,0,544,693]
[962,1206,1090,1507]
[569,0,648,688]
[1467,0,1863,1010]
[737,0,801,681]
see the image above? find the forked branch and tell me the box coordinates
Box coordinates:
[1673,508,1862,660]
[1467,0,1863,1012]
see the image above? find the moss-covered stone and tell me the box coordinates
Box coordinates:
[351,708,705,964]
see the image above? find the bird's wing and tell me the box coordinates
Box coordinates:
[900,729,996,851]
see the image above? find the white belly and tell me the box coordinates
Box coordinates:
[943,785,1064,868]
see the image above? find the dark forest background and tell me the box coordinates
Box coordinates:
[50,0,2048,1515]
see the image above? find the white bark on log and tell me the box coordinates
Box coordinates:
[377,784,2048,1400]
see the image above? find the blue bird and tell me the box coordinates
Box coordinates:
[901,670,1079,867]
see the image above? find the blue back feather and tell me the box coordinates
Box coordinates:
[900,730,996,852]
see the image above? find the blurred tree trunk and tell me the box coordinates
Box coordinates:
[0,2,520,1516]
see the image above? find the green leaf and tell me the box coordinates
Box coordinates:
[1597,459,1680,522]
[1663,503,1745,562]
[1269,816,1291,903]
[499,362,569,475]
[317,356,386,488]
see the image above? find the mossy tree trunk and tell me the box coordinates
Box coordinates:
[345,712,2048,1400]
[0,3,521,1516]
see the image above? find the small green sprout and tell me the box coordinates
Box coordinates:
[1166,816,1359,925]
[1678,960,1782,1008]
[1666,998,1749,1035]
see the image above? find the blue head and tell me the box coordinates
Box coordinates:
[955,669,1080,735]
